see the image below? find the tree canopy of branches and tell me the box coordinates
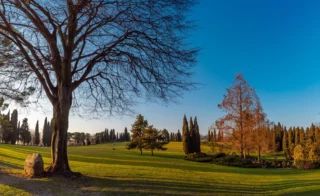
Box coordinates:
[0,0,198,175]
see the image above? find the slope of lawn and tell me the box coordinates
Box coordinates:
[0,142,320,196]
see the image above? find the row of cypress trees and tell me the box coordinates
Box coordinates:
[182,115,200,154]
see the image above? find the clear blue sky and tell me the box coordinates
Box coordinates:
[13,0,320,135]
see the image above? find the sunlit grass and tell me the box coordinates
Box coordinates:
[0,142,320,195]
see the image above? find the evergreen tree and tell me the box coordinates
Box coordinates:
[282,129,288,152]
[20,118,31,145]
[213,129,217,142]
[194,117,201,153]
[127,114,148,155]
[189,116,195,153]
[207,129,211,142]
[10,109,18,145]
[182,115,190,154]
[143,126,169,156]
[310,123,316,141]
[34,120,40,145]
[300,128,305,144]
[124,127,129,141]
[177,129,182,142]
[315,126,320,145]
[288,128,293,150]
[294,126,299,145]
[42,117,48,146]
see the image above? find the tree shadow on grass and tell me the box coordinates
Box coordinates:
[1,165,320,196]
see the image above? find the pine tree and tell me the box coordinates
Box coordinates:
[127,114,148,155]
[10,109,18,145]
[143,126,168,156]
[182,115,190,154]
[35,120,40,145]
[194,117,201,153]
[189,116,195,153]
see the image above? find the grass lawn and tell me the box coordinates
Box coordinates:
[0,142,319,196]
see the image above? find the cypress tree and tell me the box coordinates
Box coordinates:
[294,126,299,145]
[194,117,201,153]
[282,129,287,152]
[310,123,316,141]
[35,120,40,145]
[177,129,182,142]
[300,128,305,144]
[182,115,190,154]
[189,116,195,153]
[10,109,18,145]
[288,128,292,149]
[42,117,48,146]
[213,129,216,142]
[124,127,128,141]
[207,129,211,142]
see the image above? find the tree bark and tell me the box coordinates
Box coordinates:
[45,84,72,175]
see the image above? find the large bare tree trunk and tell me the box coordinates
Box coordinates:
[45,85,73,175]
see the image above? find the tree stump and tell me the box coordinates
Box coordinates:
[24,153,44,177]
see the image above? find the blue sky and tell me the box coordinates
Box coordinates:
[14,0,320,135]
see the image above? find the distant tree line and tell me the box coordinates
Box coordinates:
[127,114,169,156]
[170,130,182,142]
[182,115,201,154]
[94,127,130,144]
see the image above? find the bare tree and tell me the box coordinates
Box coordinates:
[0,0,198,175]
[216,74,256,158]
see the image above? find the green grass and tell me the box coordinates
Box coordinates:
[0,142,320,195]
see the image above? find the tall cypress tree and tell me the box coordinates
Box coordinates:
[124,127,128,141]
[189,116,195,153]
[310,123,316,142]
[182,115,190,154]
[282,129,287,152]
[35,120,40,145]
[177,129,182,142]
[207,129,211,142]
[194,117,201,153]
[294,126,299,145]
[42,117,48,146]
[10,109,18,145]
[300,128,305,144]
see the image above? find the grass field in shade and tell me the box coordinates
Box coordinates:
[0,142,319,196]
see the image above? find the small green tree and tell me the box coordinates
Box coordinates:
[20,118,31,145]
[127,114,148,155]
[143,126,169,156]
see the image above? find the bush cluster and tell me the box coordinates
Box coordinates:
[210,153,261,168]
[184,153,213,162]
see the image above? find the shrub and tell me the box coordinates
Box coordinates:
[211,155,260,168]
[211,152,226,159]
[184,153,212,162]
